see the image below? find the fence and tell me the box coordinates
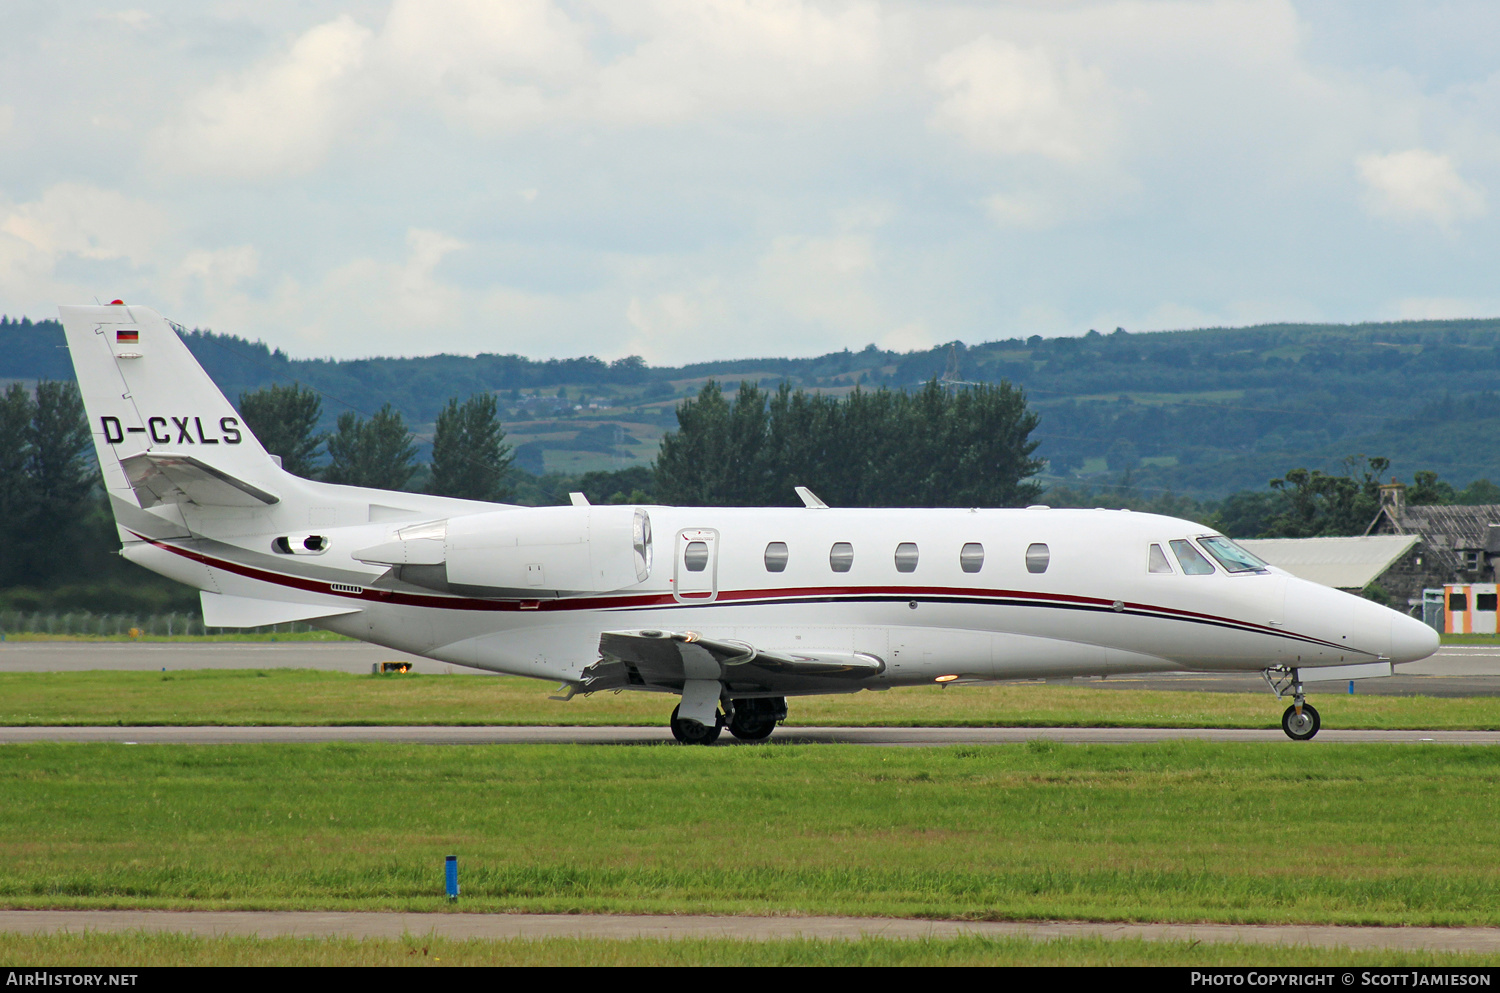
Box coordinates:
[0,611,320,638]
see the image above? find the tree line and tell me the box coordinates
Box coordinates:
[8,370,1500,615]
[654,380,1044,508]
[14,313,1500,501]
[0,381,95,589]
[240,384,514,501]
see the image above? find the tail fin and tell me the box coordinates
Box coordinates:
[58,303,282,512]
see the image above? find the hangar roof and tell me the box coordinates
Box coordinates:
[1238,534,1420,590]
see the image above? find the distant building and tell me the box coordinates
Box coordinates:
[1239,534,1420,598]
[1442,583,1498,633]
[1363,481,1500,611]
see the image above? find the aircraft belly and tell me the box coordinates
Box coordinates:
[120,540,218,593]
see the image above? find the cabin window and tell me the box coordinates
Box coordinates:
[894,542,919,573]
[1025,543,1049,574]
[1479,593,1498,612]
[1198,535,1268,574]
[1148,544,1173,574]
[764,541,789,573]
[1450,592,1468,612]
[829,542,854,573]
[1170,539,1216,575]
[960,542,984,573]
[683,540,709,572]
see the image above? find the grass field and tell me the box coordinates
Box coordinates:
[1,742,1498,926]
[1,932,1494,967]
[2,669,1498,729]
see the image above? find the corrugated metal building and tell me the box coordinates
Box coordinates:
[1239,535,1420,591]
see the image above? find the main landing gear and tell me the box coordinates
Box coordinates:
[1263,667,1321,741]
[670,697,788,745]
[670,704,722,745]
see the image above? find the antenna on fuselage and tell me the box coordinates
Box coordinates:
[794,486,828,509]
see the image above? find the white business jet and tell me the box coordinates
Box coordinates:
[59,303,1440,742]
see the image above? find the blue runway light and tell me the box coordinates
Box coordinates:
[445,855,458,901]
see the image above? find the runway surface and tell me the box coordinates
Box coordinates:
[2,725,1496,744]
[3,910,1498,954]
[0,640,430,673]
[4,640,1500,693]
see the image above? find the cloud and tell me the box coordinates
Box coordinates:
[928,36,1119,164]
[379,0,593,131]
[1390,296,1496,321]
[757,233,881,330]
[169,246,261,313]
[0,183,168,265]
[153,15,374,177]
[983,192,1060,230]
[162,0,885,152]
[593,0,883,125]
[1356,149,1487,227]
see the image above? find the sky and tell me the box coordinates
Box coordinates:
[2,1,1499,364]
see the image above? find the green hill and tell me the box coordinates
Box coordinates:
[5,314,1497,499]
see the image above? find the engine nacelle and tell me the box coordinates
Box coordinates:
[353,505,653,598]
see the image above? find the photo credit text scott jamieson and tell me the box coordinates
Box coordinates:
[1189,973,1493,986]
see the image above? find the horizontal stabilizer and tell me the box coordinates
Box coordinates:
[122,452,280,508]
[200,592,361,629]
[583,629,884,691]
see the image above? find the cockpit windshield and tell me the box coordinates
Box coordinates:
[1197,535,1269,574]
[1169,539,1216,575]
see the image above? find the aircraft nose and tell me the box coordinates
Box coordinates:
[1390,611,1441,664]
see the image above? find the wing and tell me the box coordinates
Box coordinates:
[580,629,885,693]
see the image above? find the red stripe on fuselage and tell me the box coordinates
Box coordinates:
[130,530,1351,652]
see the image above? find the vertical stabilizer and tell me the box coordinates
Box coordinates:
[57,303,280,510]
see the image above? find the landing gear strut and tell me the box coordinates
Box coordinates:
[727,697,787,741]
[1264,667,1321,741]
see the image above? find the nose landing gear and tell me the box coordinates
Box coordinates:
[1282,701,1321,740]
[1264,667,1321,740]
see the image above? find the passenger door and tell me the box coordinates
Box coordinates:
[674,528,719,603]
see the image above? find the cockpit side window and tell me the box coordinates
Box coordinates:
[1148,543,1173,574]
[1169,539,1216,575]
[1198,535,1269,574]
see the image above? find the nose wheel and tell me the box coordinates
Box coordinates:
[1264,667,1321,740]
[1281,702,1320,740]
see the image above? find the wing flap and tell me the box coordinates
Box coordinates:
[585,629,884,690]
